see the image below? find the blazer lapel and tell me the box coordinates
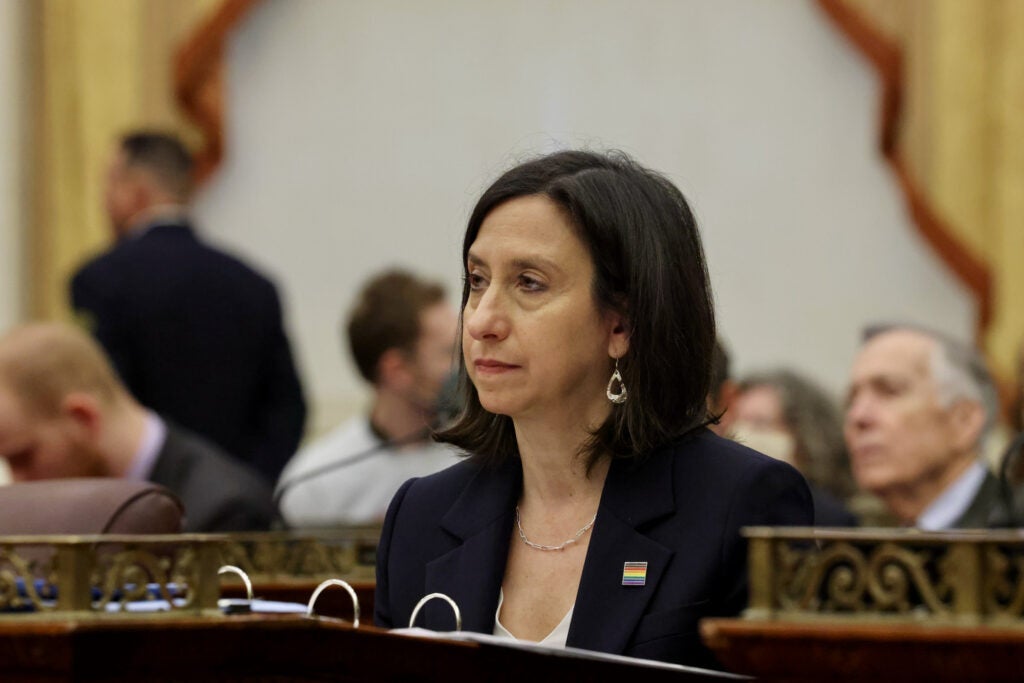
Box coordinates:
[568,450,676,654]
[424,459,521,633]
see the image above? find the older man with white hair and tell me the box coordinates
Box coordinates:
[844,323,1012,528]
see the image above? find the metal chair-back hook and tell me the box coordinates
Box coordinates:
[306,578,360,627]
[408,592,462,631]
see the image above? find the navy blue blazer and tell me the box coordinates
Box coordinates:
[71,221,306,482]
[375,429,813,668]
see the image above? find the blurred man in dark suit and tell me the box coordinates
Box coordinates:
[70,131,306,483]
[0,323,275,532]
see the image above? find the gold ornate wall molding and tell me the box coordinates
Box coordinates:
[817,0,1024,389]
[174,0,261,185]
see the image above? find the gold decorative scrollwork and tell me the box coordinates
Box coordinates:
[0,546,53,611]
[778,541,871,612]
[216,537,357,581]
[744,529,1024,626]
[217,541,257,576]
[866,543,950,615]
[823,545,870,611]
[250,539,289,574]
[92,546,194,612]
[0,533,378,620]
[168,545,199,601]
[984,544,1024,618]
[290,539,352,576]
[774,540,954,617]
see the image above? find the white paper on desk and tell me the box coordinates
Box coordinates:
[218,598,309,614]
[104,599,308,614]
[389,628,749,679]
[106,599,184,612]
[249,599,308,614]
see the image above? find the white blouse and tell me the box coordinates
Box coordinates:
[492,588,573,648]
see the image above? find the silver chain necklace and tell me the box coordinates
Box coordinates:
[514,506,597,551]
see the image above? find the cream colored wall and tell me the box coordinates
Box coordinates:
[193,0,975,436]
[0,0,25,483]
[0,0,26,331]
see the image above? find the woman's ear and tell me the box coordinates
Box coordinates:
[607,311,630,360]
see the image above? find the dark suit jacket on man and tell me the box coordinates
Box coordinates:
[811,485,858,527]
[954,469,1017,529]
[149,424,276,532]
[375,429,813,669]
[71,221,306,482]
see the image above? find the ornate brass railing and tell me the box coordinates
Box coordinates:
[746,527,1024,626]
[216,528,380,583]
[0,534,223,615]
[0,529,379,618]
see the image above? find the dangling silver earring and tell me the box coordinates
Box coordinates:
[606,358,628,405]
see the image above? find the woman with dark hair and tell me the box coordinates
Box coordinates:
[374,150,812,668]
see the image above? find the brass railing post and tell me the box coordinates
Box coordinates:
[948,539,983,626]
[55,544,94,613]
[746,529,775,620]
[194,541,223,614]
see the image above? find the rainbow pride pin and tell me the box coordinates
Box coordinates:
[621,561,648,586]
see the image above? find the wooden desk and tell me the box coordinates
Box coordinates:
[701,618,1024,683]
[0,614,727,682]
[0,615,442,683]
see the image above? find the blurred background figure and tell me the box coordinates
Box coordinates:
[276,270,460,527]
[708,339,739,437]
[844,324,1014,529]
[732,369,859,527]
[70,131,306,484]
[1006,345,1024,496]
[0,323,275,532]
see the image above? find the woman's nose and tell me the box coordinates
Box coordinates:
[464,288,510,342]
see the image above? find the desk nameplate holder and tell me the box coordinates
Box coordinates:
[745,527,1024,627]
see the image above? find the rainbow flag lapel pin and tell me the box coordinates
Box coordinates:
[622,561,648,587]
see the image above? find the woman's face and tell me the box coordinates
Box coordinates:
[731,385,797,467]
[732,385,786,433]
[463,195,627,425]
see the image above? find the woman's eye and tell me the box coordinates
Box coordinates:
[518,274,545,291]
[467,272,487,290]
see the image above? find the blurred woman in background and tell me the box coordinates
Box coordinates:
[732,369,858,526]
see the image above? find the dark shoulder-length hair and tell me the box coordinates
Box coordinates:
[437,150,716,468]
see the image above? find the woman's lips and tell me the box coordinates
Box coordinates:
[473,359,519,375]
